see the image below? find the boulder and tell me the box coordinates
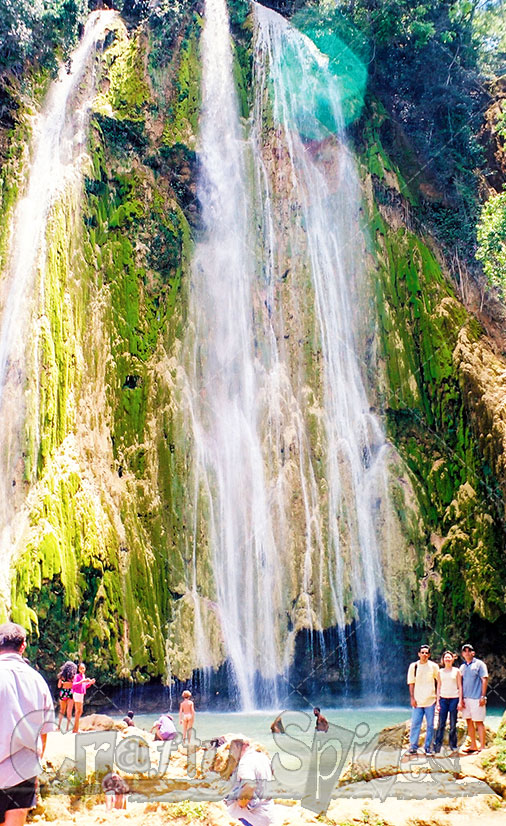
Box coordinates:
[77,714,128,732]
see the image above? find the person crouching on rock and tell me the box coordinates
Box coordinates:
[151,712,177,741]
[123,710,135,727]
[72,662,95,733]
[225,737,276,826]
[102,772,129,810]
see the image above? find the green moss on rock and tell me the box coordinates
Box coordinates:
[370,196,506,641]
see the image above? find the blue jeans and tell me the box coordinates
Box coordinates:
[434,697,459,751]
[409,703,435,752]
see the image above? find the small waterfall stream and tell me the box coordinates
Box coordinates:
[185,0,391,705]
[0,11,117,608]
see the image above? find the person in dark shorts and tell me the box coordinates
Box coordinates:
[0,622,56,826]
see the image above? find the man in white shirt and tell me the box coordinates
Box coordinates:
[407,644,440,755]
[151,713,177,741]
[0,623,56,826]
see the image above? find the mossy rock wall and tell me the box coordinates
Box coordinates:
[3,4,506,685]
[3,12,210,682]
[360,105,506,647]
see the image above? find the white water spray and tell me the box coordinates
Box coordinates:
[187,1,394,705]
[252,5,387,674]
[184,0,283,708]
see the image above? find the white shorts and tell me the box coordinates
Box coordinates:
[461,697,486,722]
[73,693,84,704]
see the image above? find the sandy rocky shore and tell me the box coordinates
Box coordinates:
[30,714,506,826]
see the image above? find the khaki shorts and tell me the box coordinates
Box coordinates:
[461,697,486,722]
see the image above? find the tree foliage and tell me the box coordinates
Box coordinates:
[341,0,487,260]
[0,0,87,76]
[476,190,506,293]
[473,0,506,77]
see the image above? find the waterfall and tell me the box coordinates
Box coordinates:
[0,11,117,609]
[187,1,393,706]
[184,0,288,710]
[185,0,391,706]
[252,4,388,691]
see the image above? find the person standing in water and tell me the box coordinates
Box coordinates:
[179,690,195,744]
[72,663,95,733]
[270,714,285,734]
[313,708,329,732]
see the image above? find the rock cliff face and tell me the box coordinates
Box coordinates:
[0,0,505,690]
[358,104,506,648]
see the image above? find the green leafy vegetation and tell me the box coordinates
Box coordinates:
[163,801,207,820]
[473,0,506,76]
[476,190,506,294]
[343,0,485,264]
[371,198,506,640]
[0,0,87,76]
[9,17,193,682]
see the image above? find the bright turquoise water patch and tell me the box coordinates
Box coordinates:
[270,34,346,140]
[256,4,368,142]
[292,6,368,129]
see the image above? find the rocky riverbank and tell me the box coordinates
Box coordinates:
[30,715,506,826]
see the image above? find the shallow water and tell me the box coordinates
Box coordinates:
[118,707,503,755]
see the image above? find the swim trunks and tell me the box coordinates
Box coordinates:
[0,777,37,822]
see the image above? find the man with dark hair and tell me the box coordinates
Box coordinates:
[407,644,440,756]
[460,644,488,753]
[313,708,329,733]
[0,622,56,826]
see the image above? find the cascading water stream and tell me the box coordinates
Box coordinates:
[252,4,388,689]
[0,11,117,608]
[186,1,396,705]
[185,0,393,706]
[184,0,283,709]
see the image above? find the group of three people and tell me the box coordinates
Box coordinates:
[407,643,488,755]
